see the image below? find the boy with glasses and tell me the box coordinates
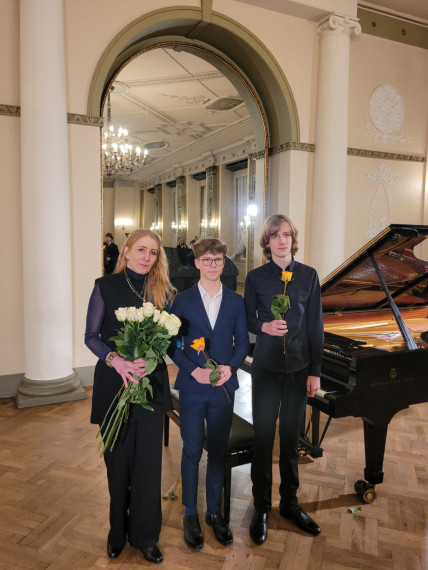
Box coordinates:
[168,238,249,551]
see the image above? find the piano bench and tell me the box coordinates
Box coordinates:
[164,388,254,524]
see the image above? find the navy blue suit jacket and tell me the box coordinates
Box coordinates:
[168,284,250,394]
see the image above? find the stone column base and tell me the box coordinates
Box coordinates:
[15,371,87,409]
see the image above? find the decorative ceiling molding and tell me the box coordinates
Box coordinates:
[225,158,248,171]
[121,71,223,87]
[140,138,256,189]
[134,116,253,181]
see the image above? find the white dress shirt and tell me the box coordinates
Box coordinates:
[198,282,223,329]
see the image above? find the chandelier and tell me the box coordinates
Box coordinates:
[102,87,148,178]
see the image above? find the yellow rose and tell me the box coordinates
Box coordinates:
[281,271,293,282]
[190,337,205,352]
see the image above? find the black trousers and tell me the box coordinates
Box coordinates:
[251,362,308,513]
[102,404,164,549]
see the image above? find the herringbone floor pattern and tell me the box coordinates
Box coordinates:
[0,365,427,569]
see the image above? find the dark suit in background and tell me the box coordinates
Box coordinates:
[103,241,119,274]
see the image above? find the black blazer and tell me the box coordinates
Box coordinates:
[168,284,249,395]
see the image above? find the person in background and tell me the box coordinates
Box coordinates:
[244,214,324,544]
[85,229,175,564]
[103,232,119,274]
[168,238,249,551]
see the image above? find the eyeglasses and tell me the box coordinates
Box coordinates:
[199,257,225,266]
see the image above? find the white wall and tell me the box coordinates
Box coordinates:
[0,0,427,386]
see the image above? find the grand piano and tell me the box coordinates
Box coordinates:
[299,224,428,502]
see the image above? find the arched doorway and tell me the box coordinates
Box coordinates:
[89,7,300,277]
[88,8,299,148]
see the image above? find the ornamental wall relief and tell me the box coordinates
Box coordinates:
[359,84,411,144]
[366,164,398,240]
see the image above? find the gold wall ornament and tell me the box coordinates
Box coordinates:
[67,113,103,127]
[0,104,20,117]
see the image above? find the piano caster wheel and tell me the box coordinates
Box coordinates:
[354,480,376,504]
[298,445,309,457]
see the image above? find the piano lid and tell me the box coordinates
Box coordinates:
[321,224,428,312]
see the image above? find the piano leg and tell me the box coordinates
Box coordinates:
[362,416,388,485]
[298,407,323,458]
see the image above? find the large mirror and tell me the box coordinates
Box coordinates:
[102,45,267,293]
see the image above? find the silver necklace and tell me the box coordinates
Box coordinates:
[124,267,146,301]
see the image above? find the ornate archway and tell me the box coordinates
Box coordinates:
[88,7,300,151]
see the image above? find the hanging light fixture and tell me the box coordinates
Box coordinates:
[102,86,148,178]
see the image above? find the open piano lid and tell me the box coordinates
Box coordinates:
[321,224,428,313]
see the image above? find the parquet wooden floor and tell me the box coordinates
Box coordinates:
[0,365,427,569]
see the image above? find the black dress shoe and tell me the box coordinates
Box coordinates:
[183,514,204,550]
[280,503,321,535]
[107,541,124,558]
[250,510,268,545]
[141,545,163,564]
[205,512,233,546]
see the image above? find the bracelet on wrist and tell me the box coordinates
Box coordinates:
[106,351,118,367]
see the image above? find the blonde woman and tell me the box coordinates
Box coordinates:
[85,229,175,564]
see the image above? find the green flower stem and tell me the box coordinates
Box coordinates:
[97,375,154,457]
[202,350,231,402]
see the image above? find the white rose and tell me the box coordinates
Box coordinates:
[135,307,145,322]
[115,307,128,322]
[127,306,138,322]
[142,302,155,317]
[153,308,161,323]
[158,311,169,326]
[164,314,181,336]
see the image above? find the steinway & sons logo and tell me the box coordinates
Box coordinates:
[370,367,415,388]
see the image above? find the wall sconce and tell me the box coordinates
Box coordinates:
[115,218,133,237]
[178,220,188,230]
[209,218,218,229]
[150,222,162,233]
[241,215,250,229]
[200,219,208,229]
[247,204,258,218]
[171,221,178,231]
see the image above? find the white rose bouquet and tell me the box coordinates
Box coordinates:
[98,303,181,455]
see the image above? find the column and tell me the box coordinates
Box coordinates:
[176,176,187,244]
[311,14,361,279]
[206,166,219,238]
[154,183,162,236]
[17,0,86,407]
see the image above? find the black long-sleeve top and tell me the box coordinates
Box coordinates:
[244,258,324,375]
[84,267,146,361]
